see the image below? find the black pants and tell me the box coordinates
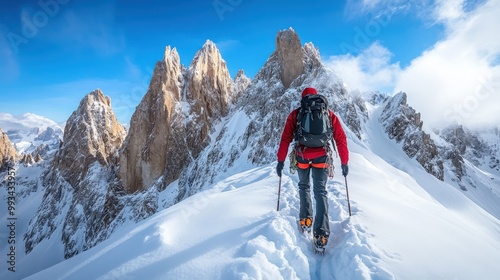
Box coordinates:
[297,156,329,237]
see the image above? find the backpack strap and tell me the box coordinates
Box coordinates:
[293,107,302,143]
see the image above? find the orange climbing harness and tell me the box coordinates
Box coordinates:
[296,162,329,169]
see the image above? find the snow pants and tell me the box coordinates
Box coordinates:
[297,157,330,237]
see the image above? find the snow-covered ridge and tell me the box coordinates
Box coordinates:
[0,112,63,157]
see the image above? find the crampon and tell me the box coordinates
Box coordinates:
[299,217,313,234]
[313,234,328,255]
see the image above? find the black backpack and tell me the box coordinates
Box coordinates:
[294,94,333,147]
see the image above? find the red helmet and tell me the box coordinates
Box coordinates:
[301,87,317,98]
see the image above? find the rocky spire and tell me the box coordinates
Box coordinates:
[25,89,126,258]
[21,154,35,166]
[234,69,251,98]
[0,128,17,168]
[119,46,185,194]
[380,92,444,180]
[120,41,234,193]
[276,28,304,88]
[53,89,126,187]
[186,40,234,155]
[188,40,234,116]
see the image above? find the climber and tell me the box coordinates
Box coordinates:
[276,87,349,252]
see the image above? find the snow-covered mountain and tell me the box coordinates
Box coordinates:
[119,40,235,194]
[23,89,127,260]
[0,128,18,169]
[0,112,63,162]
[1,28,499,279]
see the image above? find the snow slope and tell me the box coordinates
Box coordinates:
[26,137,500,279]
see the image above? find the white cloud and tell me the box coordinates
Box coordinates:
[433,0,466,25]
[344,0,417,19]
[325,42,401,93]
[333,0,500,129]
[396,0,500,129]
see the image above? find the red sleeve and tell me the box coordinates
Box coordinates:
[330,111,349,165]
[277,110,297,162]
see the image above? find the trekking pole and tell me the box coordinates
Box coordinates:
[276,176,282,211]
[344,176,352,216]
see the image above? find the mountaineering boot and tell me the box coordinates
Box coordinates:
[299,217,313,233]
[313,234,329,254]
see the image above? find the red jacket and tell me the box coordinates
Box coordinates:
[277,108,349,165]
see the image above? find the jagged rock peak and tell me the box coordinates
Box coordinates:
[276,27,304,88]
[21,153,34,166]
[235,69,250,85]
[120,39,235,194]
[382,92,423,130]
[192,40,221,63]
[53,89,125,187]
[34,153,42,162]
[189,39,232,102]
[87,88,111,106]
[200,39,217,52]
[303,42,322,69]
[380,92,444,180]
[0,128,18,168]
[235,69,246,79]
[162,46,182,86]
[188,38,234,118]
[119,44,185,194]
[164,46,179,60]
[234,69,251,98]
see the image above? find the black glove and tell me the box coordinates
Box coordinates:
[341,164,349,176]
[276,161,284,177]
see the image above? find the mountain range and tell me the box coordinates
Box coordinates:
[0,28,499,279]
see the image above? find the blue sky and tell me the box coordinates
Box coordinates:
[1,0,499,128]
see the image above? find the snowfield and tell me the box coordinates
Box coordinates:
[23,138,500,279]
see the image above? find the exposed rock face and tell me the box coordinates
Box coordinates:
[53,89,125,187]
[21,154,35,166]
[0,128,17,169]
[437,125,500,183]
[439,125,493,165]
[119,46,184,194]
[186,40,234,158]
[276,28,304,88]
[25,89,126,258]
[234,69,251,99]
[34,153,42,162]
[380,92,444,180]
[120,41,234,193]
[178,28,361,194]
[31,143,51,160]
[438,125,468,181]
